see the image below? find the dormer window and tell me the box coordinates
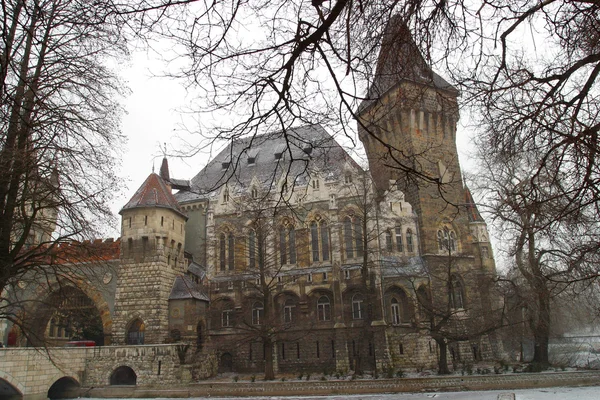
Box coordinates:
[222,161,230,170]
[274,144,286,160]
[344,174,353,184]
[312,180,320,190]
[251,187,258,199]
[303,143,313,155]
[247,149,259,165]
[274,152,282,160]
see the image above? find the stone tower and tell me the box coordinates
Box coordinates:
[358,17,500,359]
[357,16,468,257]
[112,162,188,344]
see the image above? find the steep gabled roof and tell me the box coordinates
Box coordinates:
[120,173,186,217]
[175,124,362,204]
[169,274,209,301]
[464,187,484,222]
[360,15,458,112]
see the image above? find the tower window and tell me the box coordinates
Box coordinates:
[219,231,235,271]
[406,229,414,252]
[395,227,403,252]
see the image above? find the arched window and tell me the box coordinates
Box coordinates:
[252,302,264,325]
[317,295,331,321]
[395,226,403,252]
[219,231,235,271]
[391,298,401,325]
[310,219,330,262]
[126,319,145,345]
[248,229,256,269]
[387,288,412,325]
[343,216,364,259]
[438,228,457,253]
[406,229,414,252]
[450,275,465,309]
[279,225,297,265]
[352,294,364,320]
[283,299,295,324]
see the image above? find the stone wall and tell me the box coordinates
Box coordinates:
[0,347,90,400]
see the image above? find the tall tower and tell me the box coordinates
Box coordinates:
[113,166,188,344]
[357,16,468,257]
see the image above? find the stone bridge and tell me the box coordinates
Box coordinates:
[0,344,204,400]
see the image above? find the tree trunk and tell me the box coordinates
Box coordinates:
[436,338,451,375]
[532,288,551,365]
[264,338,275,380]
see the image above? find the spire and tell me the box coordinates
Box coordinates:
[360,15,457,111]
[160,157,170,182]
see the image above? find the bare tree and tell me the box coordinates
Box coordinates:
[0,0,128,343]
[474,150,600,366]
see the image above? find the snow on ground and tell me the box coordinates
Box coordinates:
[137,386,600,400]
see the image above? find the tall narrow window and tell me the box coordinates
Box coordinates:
[391,298,401,325]
[395,227,403,252]
[385,230,393,252]
[406,229,414,252]
[449,231,457,252]
[352,294,364,320]
[311,222,319,262]
[344,217,354,259]
[354,218,363,258]
[311,219,330,262]
[317,296,331,321]
[228,233,235,270]
[222,309,233,327]
[450,275,465,309]
[288,227,296,264]
[248,230,256,269]
[252,302,264,325]
[279,227,287,265]
[321,221,330,261]
[283,299,295,324]
[219,234,226,271]
[223,187,229,203]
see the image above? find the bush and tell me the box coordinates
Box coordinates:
[233,376,239,382]
[524,362,546,373]
[297,373,303,380]
[395,369,404,378]
[250,375,256,382]
[306,374,311,381]
[281,377,286,382]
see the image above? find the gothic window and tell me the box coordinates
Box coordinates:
[450,275,465,309]
[283,299,295,324]
[310,219,330,262]
[391,298,401,325]
[252,302,264,325]
[343,216,363,259]
[481,245,489,259]
[126,319,145,345]
[317,295,331,321]
[352,293,364,320]
[279,225,296,265]
[395,226,403,252]
[248,229,256,269]
[406,229,414,253]
[344,174,353,184]
[219,231,235,271]
[437,228,457,253]
[251,187,258,198]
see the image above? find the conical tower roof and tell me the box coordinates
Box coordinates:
[120,173,186,218]
[360,15,457,111]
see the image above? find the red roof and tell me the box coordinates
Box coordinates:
[464,187,484,222]
[120,173,185,217]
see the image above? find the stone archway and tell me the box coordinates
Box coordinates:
[0,377,22,400]
[47,377,80,399]
[109,366,137,386]
[29,286,105,346]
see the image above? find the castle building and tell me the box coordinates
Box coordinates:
[2,16,501,374]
